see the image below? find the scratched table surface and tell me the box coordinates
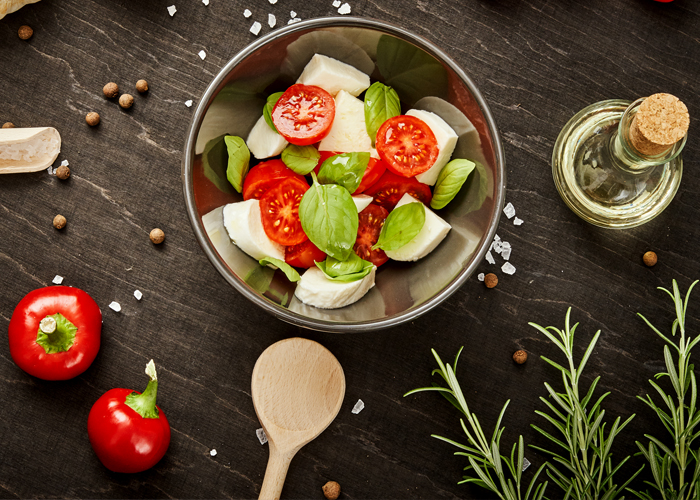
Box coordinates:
[1,0,699,498]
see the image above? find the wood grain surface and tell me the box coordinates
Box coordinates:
[1,0,699,498]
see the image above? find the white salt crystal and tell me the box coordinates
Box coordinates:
[514,217,524,226]
[47,166,54,175]
[522,457,531,471]
[209,449,217,456]
[502,262,516,275]
[52,275,64,285]
[493,240,503,254]
[485,251,495,265]
[268,0,277,3]
[167,5,177,16]
[287,18,301,24]
[352,399,364,414]
[250,21,262,35]
[501,242,511,260]
[134,290,143,300]
[268,13,276,27]
[198,50,207,60]
[477,273,485,281]
[503,202,515,219]
[494,234,501,242]
[109,301,122,312]
[332,0,341,6]
[185,100,193,107]
[202,0,209,5]
[290,10,296,17]
[243,8,252,17]
[256,428,268,445]
[338,2,351,14]
[60,160,69,167]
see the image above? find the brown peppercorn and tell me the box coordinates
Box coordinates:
[119,94,134,109]
[103,82,119,98]
[53,214,67,230]
[643,251,657,267]
[18,25,33,40]
[150,228,165,244]
[85,112,100,126]
[322,481,340,500]
[2,122,15,128]
[484,273,498,289]
[56,165,70,180]
[135,79,149,93]
[513,350,527,365]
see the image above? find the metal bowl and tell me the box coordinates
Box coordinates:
[182,17,505,332]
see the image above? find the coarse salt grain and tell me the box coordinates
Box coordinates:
[202,0,209,5]
[502,262,516,275]
[501,242,512,260]
[209,449,217,456]
[485,251,495,265]
[256,428,268,445]
[290,10,296,17]
[109,301,121,312]
[522,457,531,471]
[243,8,252,17]
[268,0,277,3]
[287,18,301,24]
[47,166,54,175]
[338,2,351,14]
[60,160,69,167]
[503,202,515,219]
[134,290,143,300]
[250,21,262,35]
[268,13,276,27]
[477,273,485,281]
[332,0,341,6]
[52,275,64,285]
[185,100,193,107]
[351,399,364,414]
[514,217,524,226]
[493,240,503,254]
[198,50,207,60]
[167,5,177,16]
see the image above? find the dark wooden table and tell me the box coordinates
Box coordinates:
[1,0,699,498]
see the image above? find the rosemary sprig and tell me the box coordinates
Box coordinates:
[529,308,643,499]
[633,280,700,500]
[405,347,548,500]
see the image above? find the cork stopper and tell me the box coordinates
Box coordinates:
[629,93,689,156]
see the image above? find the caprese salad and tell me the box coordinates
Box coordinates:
[220,53,478,309]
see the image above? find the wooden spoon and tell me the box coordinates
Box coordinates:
[252,337,345,500]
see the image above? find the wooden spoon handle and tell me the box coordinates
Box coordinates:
[259,447,294,500]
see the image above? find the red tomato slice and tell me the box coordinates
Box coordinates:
[376,115,439,177]
[285,240,326,268]
[272,84,335,146]
[260,177,309,246]
[243,160,305,201]
[355,157,387,194]
[354,204,389,267]
[363,170,433,211]
[313,150,341,175]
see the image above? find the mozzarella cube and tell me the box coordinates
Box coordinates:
[319,90,372,153]
[406,109,458,186]
[294,266,376,309]
[297,54,370,97]
[384,194,451,262]
[352,194,373,213]
[246,115,288,159]
[222,200,285,261]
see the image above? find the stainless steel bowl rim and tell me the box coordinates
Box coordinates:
[182,16,506,332]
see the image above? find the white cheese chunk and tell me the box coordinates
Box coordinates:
[384,194,451,262]
[406,109,458,186]
[222,200,285,261]
[319,90,372,153]
[297,54,370,97]
[246,115,288,159]
[294,266,376,309]
[352,194,373,213]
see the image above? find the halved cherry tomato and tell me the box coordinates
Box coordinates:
[376,115,439,177]
[243,160,305,201]
[363,170,433,211]
[313,150,341,175]
[260,177,309,246]
[272,84,335,146]
[354,204,389,267]
[355,158,387,194]
[285,240,326,269]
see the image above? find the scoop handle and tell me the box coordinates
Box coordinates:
[259,445,295,500]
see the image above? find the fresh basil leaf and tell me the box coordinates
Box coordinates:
[372,202,425,251]
[263,92,284,132]
[202,135,234,194]
[316,254,374,282]
[299,173,359,261]
[364,82,401,146]
[281,144,321,175]
[259,257,301,283]
[224,135,250,193]
[431,159,476,210]
[317,152,370,194]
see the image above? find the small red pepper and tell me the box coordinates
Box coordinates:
[8,286,102,380]
[88,360,171,473]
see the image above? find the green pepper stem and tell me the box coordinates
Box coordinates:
[125,359,160,419]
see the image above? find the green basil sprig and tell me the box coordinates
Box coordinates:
[316,253,374,283]
[364,82,401,146]
[317,152,370,194]
[431,159,476,210]
[259,257,301,283]
[281,144,321,175]
[299,173,359,262]
[263,92,284,132]
[372,202,425,251]
[224,135,250,193]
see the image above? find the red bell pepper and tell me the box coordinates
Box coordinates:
[88,360,171,473]
[8,286,102,380]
